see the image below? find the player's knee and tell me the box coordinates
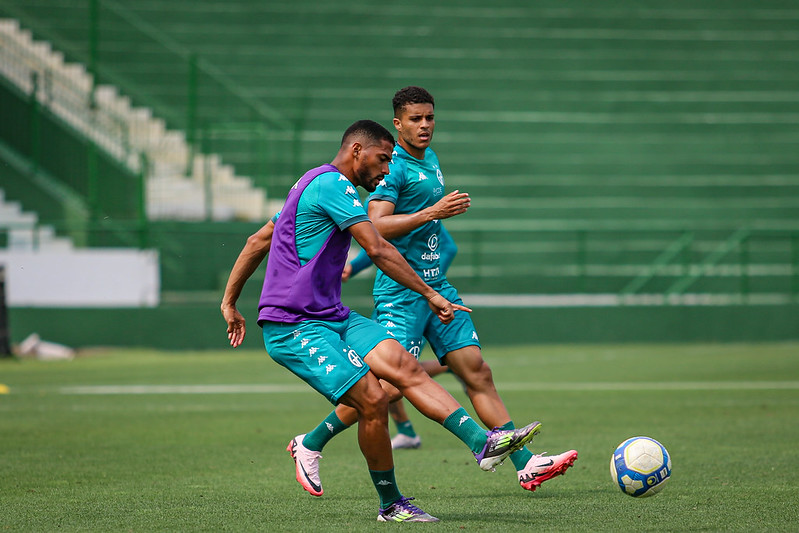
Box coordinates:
[358,383,390,421]
[463,359,495,390]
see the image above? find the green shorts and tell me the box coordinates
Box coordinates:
[373,281,480,362]
[261,312,392,404]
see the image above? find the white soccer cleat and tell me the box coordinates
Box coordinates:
[286,434,323,496]
[391,433,422,449]
[518,449,578,491]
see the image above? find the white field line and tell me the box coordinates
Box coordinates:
[51,381,799,395]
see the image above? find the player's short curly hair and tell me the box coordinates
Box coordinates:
[341,119,395,147]
[392,86,435,116]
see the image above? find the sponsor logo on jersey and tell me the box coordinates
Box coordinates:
[300,338,309,348]
[309,346,319,356]
[421,252,440,261]
[325,364,336,374]
[427,234,439,251]
[353,198,363,208]
[418,171,428,181]
[423,267,440,279]
[345,185,356,195]
[317,355,328,365]
[338,174,348,181]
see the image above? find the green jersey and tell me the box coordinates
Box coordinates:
[369,144,446,295]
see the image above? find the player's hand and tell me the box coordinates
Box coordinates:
[430,190,470,220]
[341,263,353,282]
[426,293,472,324]
[221,304,246,347]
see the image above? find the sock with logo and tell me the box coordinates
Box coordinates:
[370,468,403,509]
[395,419,417,438]
[442,407,488,455]
[500,421,534,470]
[302,411,350,452]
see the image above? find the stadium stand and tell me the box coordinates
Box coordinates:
[0,1,797,346]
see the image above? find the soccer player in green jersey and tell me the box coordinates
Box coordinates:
[294,88,577,496]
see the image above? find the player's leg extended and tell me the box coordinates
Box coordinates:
[365,338,540,471]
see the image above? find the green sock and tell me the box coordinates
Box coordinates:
[369,468,403,509]
[442,407,487,455]
[500,421,534,470]
[395,420,417,438]
[302,411,350,452]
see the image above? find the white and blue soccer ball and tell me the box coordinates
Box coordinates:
[610,436,671,497]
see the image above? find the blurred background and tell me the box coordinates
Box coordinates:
[0,0,797,350]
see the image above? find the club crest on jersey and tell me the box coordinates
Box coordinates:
[435,167,444,185]
[347,349,364,368]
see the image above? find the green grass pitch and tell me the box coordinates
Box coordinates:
[2,343,798,531]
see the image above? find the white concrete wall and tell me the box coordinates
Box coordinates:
[0,249,160,307]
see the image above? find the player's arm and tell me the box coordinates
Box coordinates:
[347,220,470,324]
[342,247,373,282]
[369,190,470,239]
[220,219,275,347]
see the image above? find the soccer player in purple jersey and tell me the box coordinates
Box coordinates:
[221,120,541,522]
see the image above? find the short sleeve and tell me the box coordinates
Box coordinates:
[317,173,370,230]
[369,157,405,205]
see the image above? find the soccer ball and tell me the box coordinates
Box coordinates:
[610,436,671,497]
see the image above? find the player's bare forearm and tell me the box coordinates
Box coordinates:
[220,220,274,346]
[370,207,435,240]
[221,224,272,307]
[369,192,470,239]
[370,242,437,300]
